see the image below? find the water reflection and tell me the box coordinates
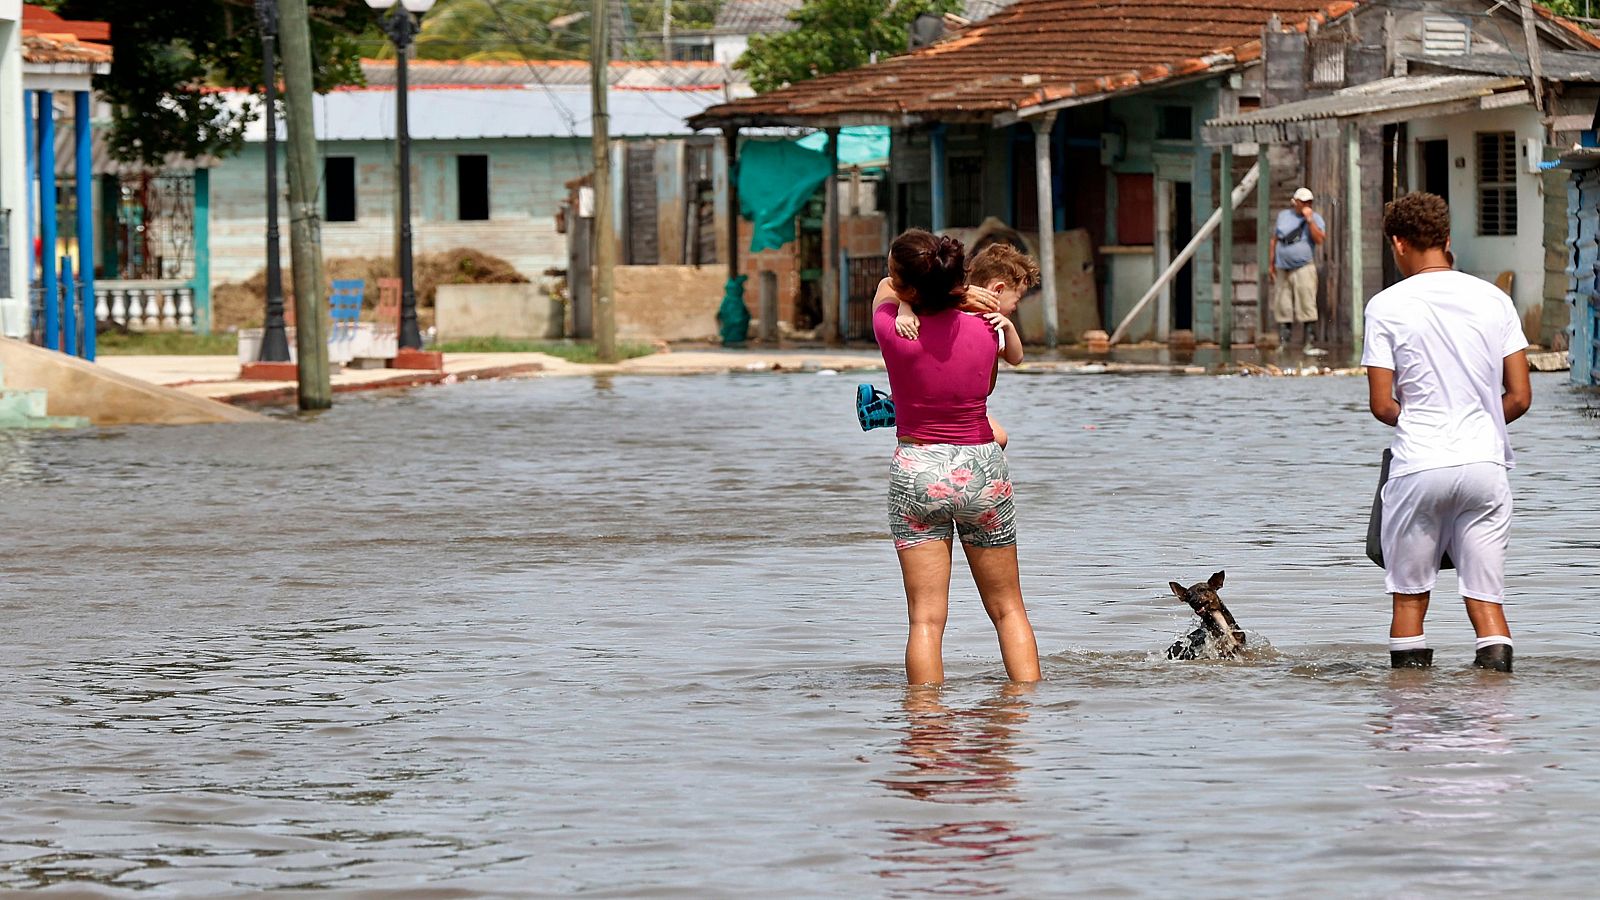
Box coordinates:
[1369,674,1528,826]
[875,684,1042,894]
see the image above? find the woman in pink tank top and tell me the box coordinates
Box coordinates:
[874,229,1040,685]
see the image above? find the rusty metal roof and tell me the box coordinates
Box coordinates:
[1203,75,1526,143]
[688,0,1360,128]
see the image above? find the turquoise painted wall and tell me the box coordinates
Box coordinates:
[207,137,592,287]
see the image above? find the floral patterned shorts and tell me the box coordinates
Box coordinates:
[888,442,1017,550]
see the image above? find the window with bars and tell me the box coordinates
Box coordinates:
[1307,34,1347,87]
[949,156,983,227]
[1476,132,1517,237]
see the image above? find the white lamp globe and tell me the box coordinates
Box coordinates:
[400,0,436,11]
[364,0,398,8]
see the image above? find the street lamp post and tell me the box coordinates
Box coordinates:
[366,0,435,351]
[255,0,291,363]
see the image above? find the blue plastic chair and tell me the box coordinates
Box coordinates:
[329,279,365,344]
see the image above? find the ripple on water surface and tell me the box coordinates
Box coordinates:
[0,373,1598,895]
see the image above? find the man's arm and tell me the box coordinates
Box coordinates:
[1307,211,1327,246]
[1268,234,1277,280]
[1367,366,1400,427]
[1502,350,1532,424]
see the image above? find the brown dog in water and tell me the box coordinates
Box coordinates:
[1166,571,1246,660]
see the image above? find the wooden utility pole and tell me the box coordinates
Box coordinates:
[592,0,618,362]
[277,0,331,408]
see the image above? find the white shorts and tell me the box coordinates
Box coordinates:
[1380,462,1512,603]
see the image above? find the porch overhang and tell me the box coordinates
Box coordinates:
[1201,75,1529,145]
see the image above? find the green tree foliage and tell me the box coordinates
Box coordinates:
[1537,0,1585,18]
[407,0,720,63]
[735,0,959,94]
[55,0,373,166]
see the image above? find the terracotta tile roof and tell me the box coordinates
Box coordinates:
[21,31,112,66]
[690,0,1359,127]
[21,4,110,43]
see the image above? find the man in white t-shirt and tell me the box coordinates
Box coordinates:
[1362,192,1532,672]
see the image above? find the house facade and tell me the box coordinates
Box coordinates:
[199,61,739,325]
[692,0,1600,351]
[0,0,23,335]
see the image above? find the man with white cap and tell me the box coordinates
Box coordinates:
[1269,187,1327,348]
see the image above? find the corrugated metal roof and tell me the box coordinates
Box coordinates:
[1402,49,1600,83]
[713,0,802,34]
[1209,75,1522,127]
[232,85,728,142]
[1202,75,1526,143]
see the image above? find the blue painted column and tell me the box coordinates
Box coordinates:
[75,91,96,360]
[61,255,76,356]
[37,91,58,350]
[192,168,211,335]
[929,124,948,232]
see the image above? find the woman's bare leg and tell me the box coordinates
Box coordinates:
[898,540,953,685]
[963,544,1041,682]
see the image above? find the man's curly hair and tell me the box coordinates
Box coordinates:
[1383,192,1452,251]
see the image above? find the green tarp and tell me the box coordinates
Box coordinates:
[736,127,891,254]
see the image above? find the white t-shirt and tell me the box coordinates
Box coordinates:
[1361,270,1528,478]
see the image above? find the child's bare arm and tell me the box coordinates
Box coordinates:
[895,300,921,340]
[984,313,1024,365]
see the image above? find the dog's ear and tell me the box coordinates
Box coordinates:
[1169,582,1188,600]
[1208,571,1225,590]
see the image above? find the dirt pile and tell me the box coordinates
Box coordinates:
[212,248,530,331]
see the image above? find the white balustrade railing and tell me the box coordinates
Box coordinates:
[95,280,195,333]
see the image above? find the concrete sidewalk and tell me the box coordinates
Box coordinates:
[95,349,891,406]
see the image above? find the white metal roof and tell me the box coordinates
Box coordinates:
[234,85,731,143]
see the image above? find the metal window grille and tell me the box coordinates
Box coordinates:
[1476,131,1517,237]
[949,156,983,227]
[846,255,887,342]
[1307,33,1348,87]
[1423,16,1470,56]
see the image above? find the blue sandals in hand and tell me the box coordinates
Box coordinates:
[856,383,896,431]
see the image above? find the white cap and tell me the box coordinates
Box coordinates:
[1293,187,1315,203]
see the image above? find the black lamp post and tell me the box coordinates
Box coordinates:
[366,0,435,350]
[255,0,290,362]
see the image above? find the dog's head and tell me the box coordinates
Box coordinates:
[1168,571,1245,647]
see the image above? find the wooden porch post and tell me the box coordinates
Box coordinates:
[1256,144,1271,343]
[1033,112,1058,348]
[1219,144,1233,353]
[723,125,740,284]
[823,126,842,345]
[1346,122,1363,343]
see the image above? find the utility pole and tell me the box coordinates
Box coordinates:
[662,0,672,61]
[592,0,618,362]
[277,0,332,408]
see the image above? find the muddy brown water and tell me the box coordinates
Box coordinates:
[1,372,1597,897]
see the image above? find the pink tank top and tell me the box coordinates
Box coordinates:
[874,301,997,445]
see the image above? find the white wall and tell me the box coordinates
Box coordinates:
[1408,106,1545,335]
[0,11,28,335]
[712,35,749,68]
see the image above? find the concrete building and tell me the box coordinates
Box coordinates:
[205,61,739,303]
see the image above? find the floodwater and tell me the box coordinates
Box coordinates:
[1,371,1598,897]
